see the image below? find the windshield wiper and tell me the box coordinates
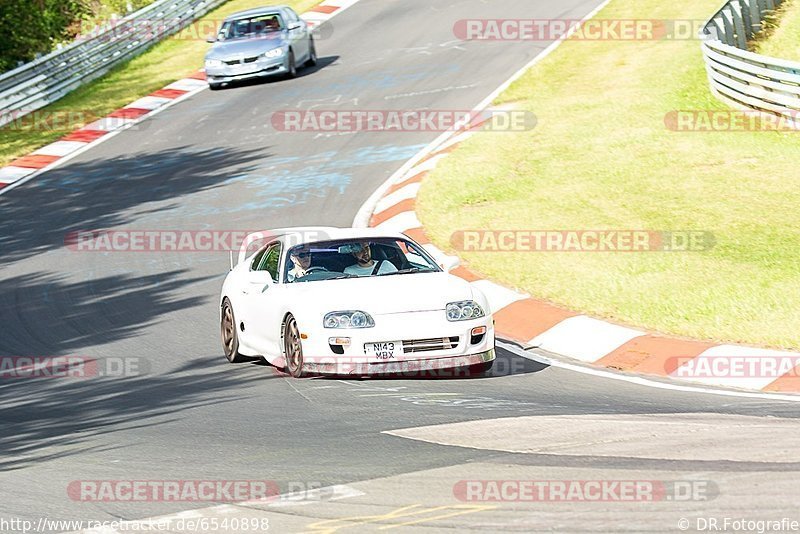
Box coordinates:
[377,267,432,277]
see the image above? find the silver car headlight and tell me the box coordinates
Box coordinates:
[263,48,284,59]
[324,311,375,329]
[446,300,485,321]
[205,59,224,68]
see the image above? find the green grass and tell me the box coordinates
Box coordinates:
[0,0,318,166]
[417,0,800,349]
[753,0,800,60]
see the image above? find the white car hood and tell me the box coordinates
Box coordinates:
[287,272,474,315]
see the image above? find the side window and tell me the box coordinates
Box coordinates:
[284,8,299,22]
[250,245,269,271]
[256,244,282,282]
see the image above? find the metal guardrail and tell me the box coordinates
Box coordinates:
[0,0,226,127]
[700,0,800,121]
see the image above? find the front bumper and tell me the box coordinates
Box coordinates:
[302,348,496,377]
[205,58,286,84]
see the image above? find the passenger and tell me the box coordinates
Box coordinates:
[344,242,397,277]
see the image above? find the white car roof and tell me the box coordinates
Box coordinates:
[277,227,409,245]
[238,227,412,264]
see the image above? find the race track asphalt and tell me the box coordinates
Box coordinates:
[1,0,798,531]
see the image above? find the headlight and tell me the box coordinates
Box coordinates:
[263,48,284,58]
[446,300,485,321]
[324,311,375,329]
[205,59,223,68]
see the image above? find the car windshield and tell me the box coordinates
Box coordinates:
[220,14,284,40]
[285,238,441,283]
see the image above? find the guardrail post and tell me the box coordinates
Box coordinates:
[738,0,753,38]
[730,2,748,48]
[744,0,763,33]
[720,8,737,47]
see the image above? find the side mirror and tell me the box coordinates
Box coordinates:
[439,256,461,272]
[206,36,217,43]
[248,271,274,291]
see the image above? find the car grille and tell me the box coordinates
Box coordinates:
[224,56,260,65]
[403,337,459,353]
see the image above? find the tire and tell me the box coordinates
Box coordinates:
[221,298,246,363]
[209,83,222,91]
[283,314,305,377]
[305,38,317,67]
[286,49,297,79]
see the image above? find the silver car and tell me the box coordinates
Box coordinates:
[204,5,317,90]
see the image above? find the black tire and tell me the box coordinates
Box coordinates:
[221,298,246,363]
[209,83,222,91]
[283,314,305,377]
[305,38,317,67]
[286,50,298,79]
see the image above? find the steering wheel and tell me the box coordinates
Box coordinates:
[304,266,329,275]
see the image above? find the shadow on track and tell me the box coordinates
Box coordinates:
[0,146,270,266]
[0,270,214,355]
[0,355,276,472]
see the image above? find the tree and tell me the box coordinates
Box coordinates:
[0,0,90,73]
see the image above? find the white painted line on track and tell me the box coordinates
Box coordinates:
[498,341,800,403]
[672,345,800,391]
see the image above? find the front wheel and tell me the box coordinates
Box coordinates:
[305,38,317,67]
[221,298,245,363]
[286,50,297,79]
[283,314,305,377]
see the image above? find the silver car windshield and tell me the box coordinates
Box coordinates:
[220,14,284,40]
[285,238,441,283]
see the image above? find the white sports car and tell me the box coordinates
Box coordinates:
[219,227,496,377]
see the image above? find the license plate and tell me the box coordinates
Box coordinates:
[365,341,403,360]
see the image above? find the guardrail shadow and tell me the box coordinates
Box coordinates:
[0,145,269,267]
[0,354,271,472]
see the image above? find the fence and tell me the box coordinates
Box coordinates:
[700,0,800,121]
[0,0,226,127]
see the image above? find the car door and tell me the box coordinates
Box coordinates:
[283,7,309,61]
[239,241,284,357]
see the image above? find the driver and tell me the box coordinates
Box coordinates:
[287,248,312,282]
[344,242,398,277]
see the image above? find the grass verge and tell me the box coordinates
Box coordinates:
[417,0,800,349]
[753,0,800,60]
[0,0,318,167]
